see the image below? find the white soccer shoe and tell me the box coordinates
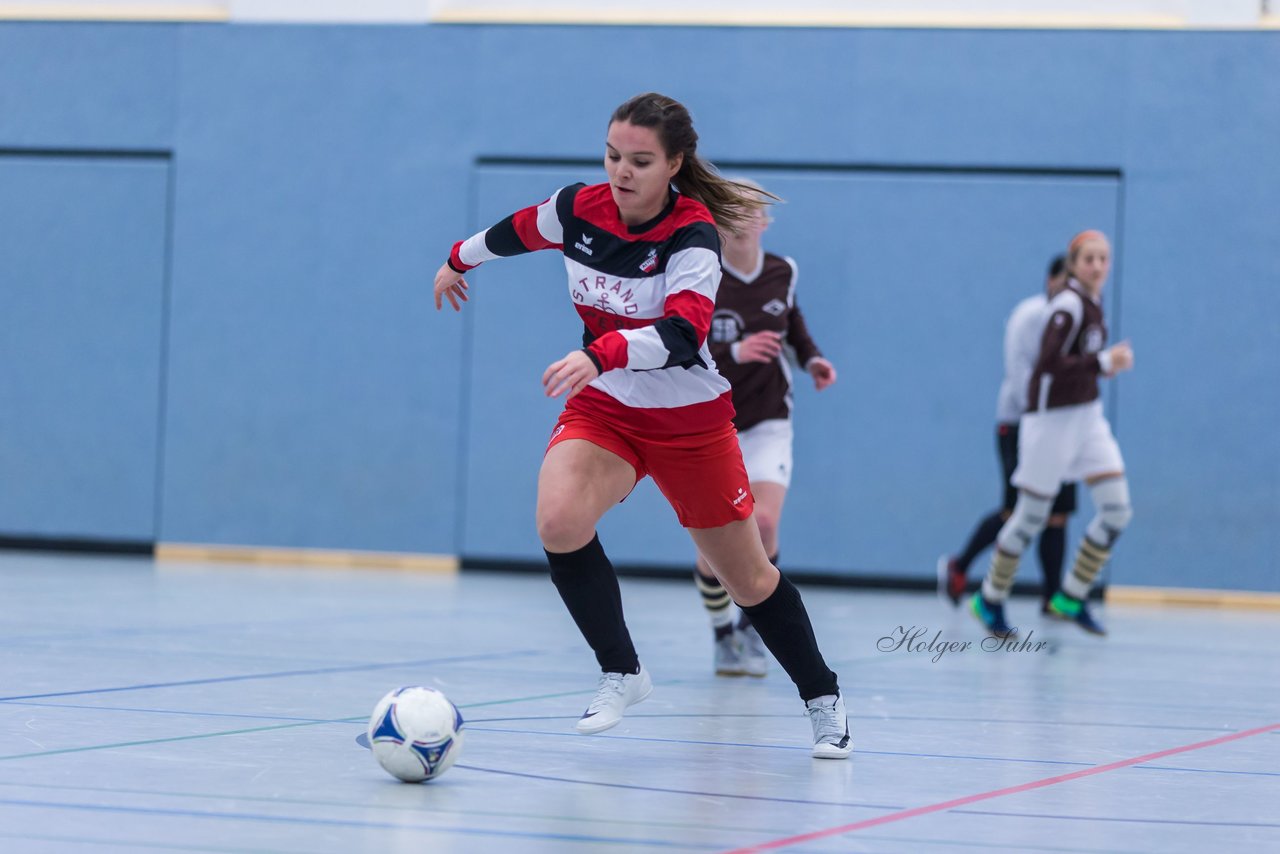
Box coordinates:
[714,629,748,676]
[736,623,769,678]
[805,692,853,759]
[575,666,653,734]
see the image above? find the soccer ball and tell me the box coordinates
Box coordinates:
[367,686,465,782]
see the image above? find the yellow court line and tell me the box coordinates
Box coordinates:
[1108,584,1280,611]
[0,3,227,21]
[426,8,1256,30]
[155,542,458,573]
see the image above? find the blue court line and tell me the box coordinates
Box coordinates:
[837,681,1279,719]
[469,710,1233,734]
[459,763,905,811]
[0,829,282,854]
[0,700,339,724]
[1134,764,1280,777]
[0,720,334,762]
[0,797,720,850]
[0,648,544,702]
[952,808,1280,829]
[0,689,592,762]
[465,724,1280,779]
[467,724,1102,769]
[0,778,808,839]
[0,607,430,646]
[852,831,1151,854]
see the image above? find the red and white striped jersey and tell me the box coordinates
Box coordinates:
[449,182,734,432]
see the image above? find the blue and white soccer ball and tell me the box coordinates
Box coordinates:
[367,686,465,782]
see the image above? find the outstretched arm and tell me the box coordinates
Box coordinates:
[434,187,571,311]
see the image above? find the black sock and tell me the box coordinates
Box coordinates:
[956,511,1005,574]
[740,575,838,701]
[546,533,639,674]
[1038,525,1065,603]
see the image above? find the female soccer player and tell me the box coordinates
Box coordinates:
[938,255,1075,613]
[971,230,1134,637]
[692,188,837,677]
[432,93,851,758]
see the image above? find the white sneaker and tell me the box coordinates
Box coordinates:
[805,692,853,759]
[714,629,747,676]
[736,624,769,678]
[575,666,653,734]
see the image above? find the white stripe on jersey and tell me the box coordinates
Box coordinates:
[609,246,719,370]
[565,256,666,318]
[591,361,729,409]
[457,231,494,268]
[618,327,672,368]
[565,245,720,369]
[783,255,798,308]
[536,191,564,246]
[1050,289,1085,357]
[664,246,721,301]
[458,189,563,267]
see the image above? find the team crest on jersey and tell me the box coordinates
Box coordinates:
[710,309,745,344]
[639,247,659,273]
[762,298,787,316]
[1082,325,1105,353]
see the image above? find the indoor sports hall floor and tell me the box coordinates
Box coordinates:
[1,551,1276,853]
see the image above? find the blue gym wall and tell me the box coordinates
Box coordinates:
[0,22,1276,592]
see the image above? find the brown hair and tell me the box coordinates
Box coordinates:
[610,92,776,230]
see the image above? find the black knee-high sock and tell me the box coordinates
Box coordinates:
[956,511,1005,574]
[546,534,639,674]
[740,575,837,701]
[1038,525,1065,602]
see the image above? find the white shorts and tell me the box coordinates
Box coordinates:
[737,418,794,488]
[1012,400,1124,497]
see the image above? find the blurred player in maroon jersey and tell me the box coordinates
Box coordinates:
[971,231,1134,637]
[692,183,837,678]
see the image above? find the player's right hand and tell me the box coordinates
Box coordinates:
[736,330,783,363]
[1107,340,1134,373]
[433,263,470,311]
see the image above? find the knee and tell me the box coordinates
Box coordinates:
[728,561,780,606]
[1047,514,1068,528]
[995,492,1053,555]
[536,503,595,554]
[1101,501,1132,533]
[1090,477,1133,544]
[753,512,780,552]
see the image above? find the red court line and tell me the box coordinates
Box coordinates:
[724,721,1280,853]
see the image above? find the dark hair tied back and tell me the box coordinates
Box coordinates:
[610,92,776,230]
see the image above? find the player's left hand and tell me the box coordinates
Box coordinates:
[543,350,600,399]
[808,357,837,391]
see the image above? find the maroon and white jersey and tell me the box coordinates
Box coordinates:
[707,251,823,432]
[449,182,733,433]
[1027,280,1108,412]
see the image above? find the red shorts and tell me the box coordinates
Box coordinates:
[546,402,754,530]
